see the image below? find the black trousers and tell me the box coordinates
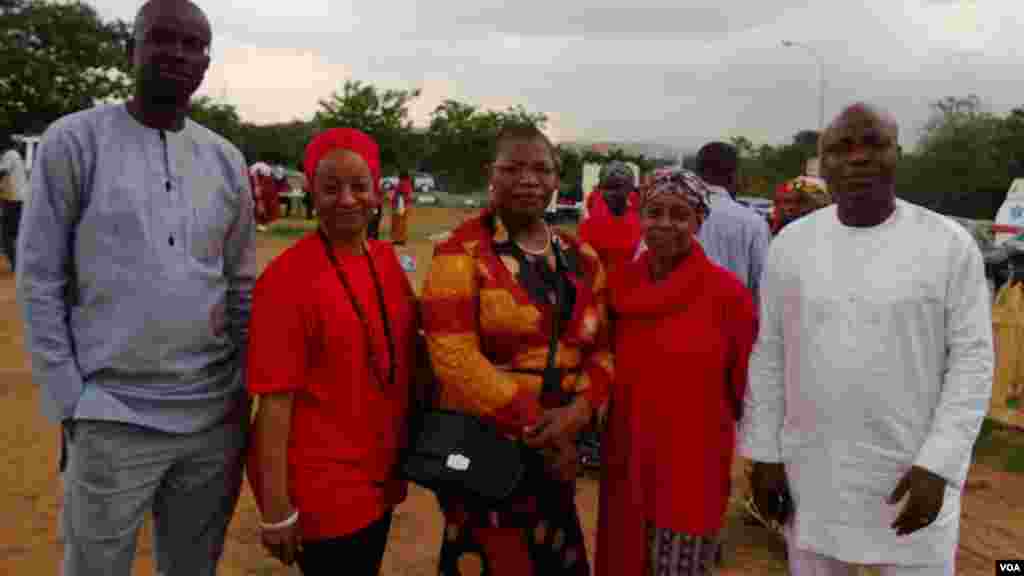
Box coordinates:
[1,199,21,270]
[297,511,394,576]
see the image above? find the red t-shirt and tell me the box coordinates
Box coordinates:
[247,234,417,540]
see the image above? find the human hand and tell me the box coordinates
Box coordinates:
[750,462,794,526]
[542,438,579,483]
[260,509,303,565]
[889,465,947,536]
[523,397,592,450]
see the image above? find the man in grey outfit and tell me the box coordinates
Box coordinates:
[16,1,256,574]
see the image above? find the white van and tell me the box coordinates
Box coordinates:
[993,178,1024,246]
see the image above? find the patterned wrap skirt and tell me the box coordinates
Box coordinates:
[646,526,721,576]
[436,473,589,576]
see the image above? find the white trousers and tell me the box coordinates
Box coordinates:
[787,540,955,576]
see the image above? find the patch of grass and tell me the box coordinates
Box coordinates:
[264,219,318,238]
[977,417,998,445]
[973,417,1024,475]
[1006,443,1024,473]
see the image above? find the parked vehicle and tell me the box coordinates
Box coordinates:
[993,178,1024,246]
[414,173,436,192]
[545,188,584,224]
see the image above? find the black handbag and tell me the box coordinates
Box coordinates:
[401,238,570,505]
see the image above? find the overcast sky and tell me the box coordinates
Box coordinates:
[93,0,1021,151]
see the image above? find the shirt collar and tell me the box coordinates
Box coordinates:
[706,185,731,201]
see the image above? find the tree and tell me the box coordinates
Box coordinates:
[730,136,755,159]
[188,96,243,142]
[236,121,316,172]
[313,80,421,173]
[907,95,1005,217]
[425,99,547,193]
[1,0,132,136]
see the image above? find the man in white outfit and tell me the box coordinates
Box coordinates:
[740,102,993,575]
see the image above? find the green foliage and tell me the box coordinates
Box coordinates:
[313,80,422,173]
[177,85,1024,218]
[1,0,133,136]
[188,96,243,141]
[731,131,819,198]
[425,100,548,193]
[236,121,315,172]
[894,95,1024,218]
[973,418,1024,475]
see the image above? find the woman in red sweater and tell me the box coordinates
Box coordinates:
[598,168,757,575]
[246,128,418,575]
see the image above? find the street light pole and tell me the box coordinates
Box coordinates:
[782,40,825,135]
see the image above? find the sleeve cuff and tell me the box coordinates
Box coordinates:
[738,421,784,463]
[913,437,970,489]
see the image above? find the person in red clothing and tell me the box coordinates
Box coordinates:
[770,175,831,235]
[250,162,273,230]
[246,128,418,575]
[598,168,757,575]
[579,161,642,265]
[390,171,413,245]
[420,125,613,575]
[271,166,291,218]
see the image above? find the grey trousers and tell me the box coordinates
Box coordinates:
[62,413,247,576]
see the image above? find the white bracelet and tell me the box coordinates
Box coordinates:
[260,509,299,531]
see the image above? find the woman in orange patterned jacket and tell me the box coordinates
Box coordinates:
[420,125,613,575]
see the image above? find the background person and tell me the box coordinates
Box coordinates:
[390,170,413,245]
[578,161,642,265]
[770,175,831,235]
[695,141,771,303]
[0,136,27,271]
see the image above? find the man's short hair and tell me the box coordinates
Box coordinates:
[696,142,738,180]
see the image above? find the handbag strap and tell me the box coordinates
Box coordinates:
[543,236,568,396]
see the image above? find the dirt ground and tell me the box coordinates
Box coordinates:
[1,207,1021,575]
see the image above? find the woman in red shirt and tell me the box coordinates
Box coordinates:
[598,168,757,575]
[246,128,418,575]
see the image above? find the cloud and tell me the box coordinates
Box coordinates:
[197,42,353,124]
[413,1,811,40]
[89,0,1024,154]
